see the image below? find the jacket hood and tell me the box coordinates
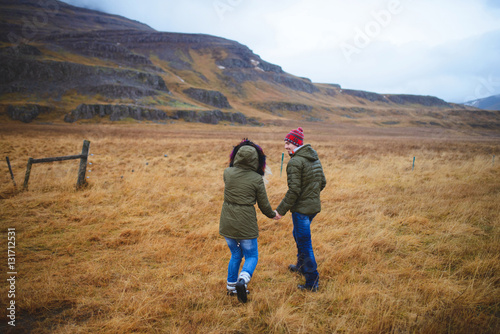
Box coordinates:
[233,145,259,171]
[294,144,318,161]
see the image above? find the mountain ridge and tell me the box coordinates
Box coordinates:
[1,0,499,132]
[464,94,500,111]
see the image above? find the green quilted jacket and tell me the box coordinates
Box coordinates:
[276,144,327,216]
[219,145,276,239]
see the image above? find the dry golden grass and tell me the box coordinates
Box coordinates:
[0,123,499,333]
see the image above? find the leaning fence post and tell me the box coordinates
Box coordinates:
[76,140,91,188]
[23,158,34,190]
[6,157,16,187]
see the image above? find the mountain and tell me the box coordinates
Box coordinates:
[1,0,499,131]
[464,94,500,111]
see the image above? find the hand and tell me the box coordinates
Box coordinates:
[273,210,282,220]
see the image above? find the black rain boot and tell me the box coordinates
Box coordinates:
[235,278,248,303]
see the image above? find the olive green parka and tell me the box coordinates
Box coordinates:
[219,145,276,239]
[276,144,326,216]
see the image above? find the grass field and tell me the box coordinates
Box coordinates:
[1,122,499,333]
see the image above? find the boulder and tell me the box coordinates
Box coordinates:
[183,88,232,109]
[7,104,51,123]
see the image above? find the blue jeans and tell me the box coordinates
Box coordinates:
[292,212,319,288]
[224,237,258,283]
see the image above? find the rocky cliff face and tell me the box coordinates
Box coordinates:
[0,0,320,123]
[0,46,169,97]
[342,89,388,103]
[183,88,232,109]
[64,104,259,125]
[386,94,450,107]
[1,0,489,129]
[64,104,169,122]
[174,109,258,125]
[342,89,451,107]
[251,102,313,113]
[0,0,154,44]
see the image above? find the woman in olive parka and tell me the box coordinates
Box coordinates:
[219,139,277,303]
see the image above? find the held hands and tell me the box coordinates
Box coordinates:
[273,210,282,220]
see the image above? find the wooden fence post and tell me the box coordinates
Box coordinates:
[23,158,34,190]
[76,140,90,188]
[6,156,16,187]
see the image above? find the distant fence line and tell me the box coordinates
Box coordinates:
[5,144,496,190]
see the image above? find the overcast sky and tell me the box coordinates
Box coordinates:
[61,0,500,103]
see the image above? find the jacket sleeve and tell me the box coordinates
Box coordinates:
[319,161,326,191]
[276,159,302,216]
[255,176,276,219]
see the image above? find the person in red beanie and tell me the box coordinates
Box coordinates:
[275,127,326,291]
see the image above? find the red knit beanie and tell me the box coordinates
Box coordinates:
[284,127,304,146]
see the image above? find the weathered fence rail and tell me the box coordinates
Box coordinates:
[23,140,90,190]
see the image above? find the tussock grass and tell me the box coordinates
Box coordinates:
[1,123,499,333]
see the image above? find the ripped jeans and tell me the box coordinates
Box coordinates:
[224,237,258,284]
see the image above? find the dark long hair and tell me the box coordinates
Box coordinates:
[229,138,267,176]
